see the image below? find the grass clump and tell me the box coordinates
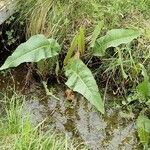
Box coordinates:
[3,0,149,95]
[15,0,150,40]
[15,0,150,75]
[0,93,86,150]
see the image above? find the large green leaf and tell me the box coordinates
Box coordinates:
[93,29,141,56]
[137,81,150,100]
[136,115,150,149]
[137,64,150,100]
[65,58,105,114]
[0,34,61,70]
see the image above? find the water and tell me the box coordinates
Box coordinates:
[0,67,141,149]
[23,88,140,150]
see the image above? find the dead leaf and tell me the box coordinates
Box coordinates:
[64,89,75,101]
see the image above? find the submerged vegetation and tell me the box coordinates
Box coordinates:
[0,0,150,149]
[0,93,86,150]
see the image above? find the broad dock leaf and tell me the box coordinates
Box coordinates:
[93,29,141,56]
[0,34,61,70]
[65,58,105,114]
[136,115,150,149]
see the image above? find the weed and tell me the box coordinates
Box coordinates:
[0,1,150,148]
[0,93,87,150]
[10,0,150,96]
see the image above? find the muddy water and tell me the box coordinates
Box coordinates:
[0,68,141,150]
[23,88,140,150]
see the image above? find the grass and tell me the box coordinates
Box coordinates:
[0,1,150,148]
[15,0,150,39]
[0,93,87,150]
[0,0,148,95]
[0,0,144,97]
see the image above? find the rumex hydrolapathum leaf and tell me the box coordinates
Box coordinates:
[65,58,105,114]
[93,29,141,56]
[0,34,61,70]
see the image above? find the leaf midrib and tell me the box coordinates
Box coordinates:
[106,35,137,44]
[68,67,99,102]
[101,33,139,45]
[1,43,53,68]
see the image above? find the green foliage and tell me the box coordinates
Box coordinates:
[1,0,150,148]
[0,93,23,135]
[5,30,16,45]
[137,81,150,101]
[93,29,141,56]
[136,115,150,150]
[64,27,105,113]
[90,21,104,48]
[16,0,149,42]
[65,58,104,114]
[128,65,150,148]
[78,27,85,55]
[137,64,150,101]
[0,94,86,150]
[64,27,85,65]
[37,57,58,77]
[0,34,61,70]
[0,27,142,114]
[127,64,150,104]
[117,47,128,79]
[0,31,104,114]
[63,32,79,65]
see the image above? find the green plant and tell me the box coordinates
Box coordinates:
[137,64,150,101]
[93,29,141,79]
[136,114,150,150]
[0,27,141,114]
[93,29,141,56]
[0,93,23,136]
[16,0,149,41]
[90,21,104,48]
[0,34,61,70]
[0,93,87,150]
[125,64,150,149]
[12,0,149,96]
[5,30,16,45]
[127,64,150,104]
[64,27,85,65]
[65,58,104,113]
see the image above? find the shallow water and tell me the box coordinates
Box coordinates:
[0,68,141,149]
[23,88,140,150]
